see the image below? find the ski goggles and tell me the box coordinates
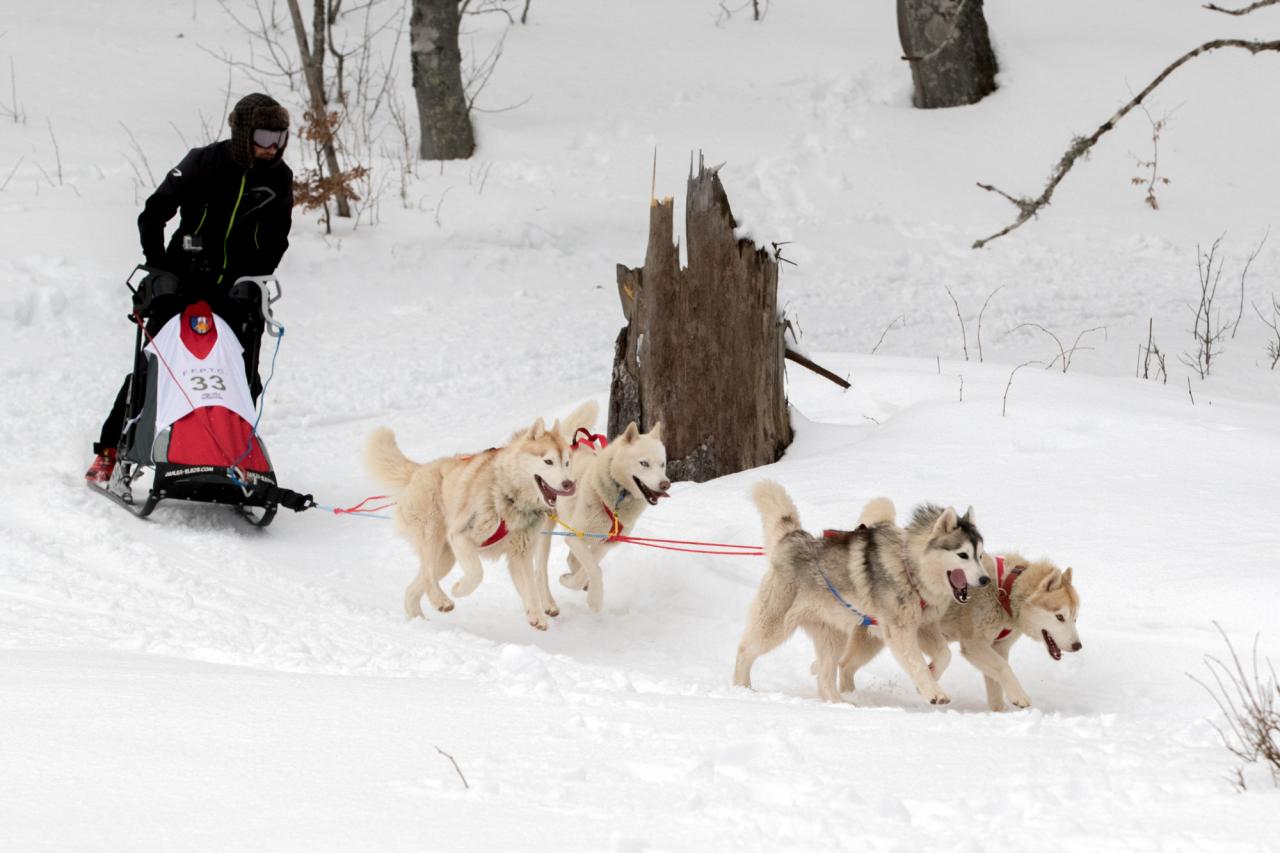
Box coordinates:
[252,128,288,149]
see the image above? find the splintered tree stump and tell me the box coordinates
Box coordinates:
[608,156,793,483]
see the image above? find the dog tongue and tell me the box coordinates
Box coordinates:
[948,569,968,591]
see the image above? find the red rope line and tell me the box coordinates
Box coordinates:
[332,494,395,515]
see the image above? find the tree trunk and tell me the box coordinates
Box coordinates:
[897,0,998,109]
[609,156,793,483]
[410,0,476,160]
[285,0,352,218]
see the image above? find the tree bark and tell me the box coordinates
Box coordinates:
[410,0,476,160]
[897,0,998,109]
[285,0,352,218]
[609,156,793,483]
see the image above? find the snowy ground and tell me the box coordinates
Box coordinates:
[2,1,1279,850]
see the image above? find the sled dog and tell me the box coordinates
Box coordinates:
[365,401,598,630]
[537,421,670,614]
[734,482,990,704]
[838,550,1083,710]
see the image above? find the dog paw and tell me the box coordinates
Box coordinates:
[528,615,549,631]
[559,571,587,591]
[544,605,560,617]
[927,691,951,705]
[586,585,604,613]
[1008,690,1032,709]
[433,599,455,613]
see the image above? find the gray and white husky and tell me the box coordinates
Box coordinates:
[733,481,990,705]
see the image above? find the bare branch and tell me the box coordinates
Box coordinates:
[1002,360,1042,417]
[0,155,23,193]
[433,745,470,789]
[871,314,906,355]
[1204,0,1280,14]
[786,349,852,389]
[1232,227,1270,338]
[974,39,1280,249]
[976,285,1004,362]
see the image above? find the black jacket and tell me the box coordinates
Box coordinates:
[139,139,293,287]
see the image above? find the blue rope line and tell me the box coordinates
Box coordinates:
[543,530,610,539]
[816,568,877,627]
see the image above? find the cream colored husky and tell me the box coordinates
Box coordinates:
[536,421,670,614]
[837,505,1083,710]
[734,482,991,705]
[364,401,598,630]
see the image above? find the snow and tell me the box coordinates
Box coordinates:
[3,0,1280,849]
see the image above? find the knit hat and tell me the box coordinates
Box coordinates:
[228,93,290,168]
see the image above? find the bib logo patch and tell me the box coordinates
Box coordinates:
[190,315,212,335]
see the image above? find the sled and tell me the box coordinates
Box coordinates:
[89,266,310,527]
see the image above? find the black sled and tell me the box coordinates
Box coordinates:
[90,266,312,527]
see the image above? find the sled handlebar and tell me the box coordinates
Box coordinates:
[231,275,284,338]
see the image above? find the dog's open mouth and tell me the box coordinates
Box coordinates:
[947,569,969,603]
[632,476,669,506]
[535,475,575,507]
[1042,630,1063,661]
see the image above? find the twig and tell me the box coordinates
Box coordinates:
[119,122,156,187]
[944,285,970,361]
[433,745,469,789]
[973,39,1280,249]
[976,285,1004,362]
[1187,376,1196,404]
[0,155,24,193]
[871,314,905,355]
[1232,227,1270,338]
[785,348,851,389]
[1002,361,1041,417]
[46,118,63,186]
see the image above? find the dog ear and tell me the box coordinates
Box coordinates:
[961,506,976,526]
[931,507,959,535]
[1062,566,1073,586]
[622,422,640,443]
[1039,569,1062,592]
[526,417,546,439]
[648,421,663,441]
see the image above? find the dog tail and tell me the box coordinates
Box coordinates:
[364,427,417,490]
[856,497,896,527]
[557,399,600,442]
[752,480,802,553]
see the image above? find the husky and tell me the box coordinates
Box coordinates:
[536,421,670,614]
[364,401,598,630]
[837,551,1082,710]
[734,482,990,705]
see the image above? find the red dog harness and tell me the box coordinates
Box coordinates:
[994,555,1025,641]
[480,519,509,548]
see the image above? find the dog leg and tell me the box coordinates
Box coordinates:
[448,535,486,598]
[506,551,548,631]
[564,535,607,612]
[919,625,952,680]
[559,549,586,590]
[809,623,848,703]
[962,639,1029,710]
[531,521,559,617]
[882,623,950,705]
[837,627,884,693]
[406,536,455,616]
[733,574,796,690]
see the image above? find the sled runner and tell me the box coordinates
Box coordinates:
[89,266,311,527]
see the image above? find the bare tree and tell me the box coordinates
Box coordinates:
[897,0,998,109]
[1253,295,1280,369]
[1190,624,1280,790]
[410,0,475,160]
[1180,235,1231,379]
[1010,322,1107,374]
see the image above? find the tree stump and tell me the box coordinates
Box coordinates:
[897,0,999,109]
[609,156,793,483]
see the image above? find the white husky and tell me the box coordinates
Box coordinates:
[534,421,670,614]
[365,401,598,630]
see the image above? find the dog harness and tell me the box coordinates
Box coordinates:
[994,555,1025,641]
[600,502,624,538]
[480,519,509,548]
[571,428,608,451]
